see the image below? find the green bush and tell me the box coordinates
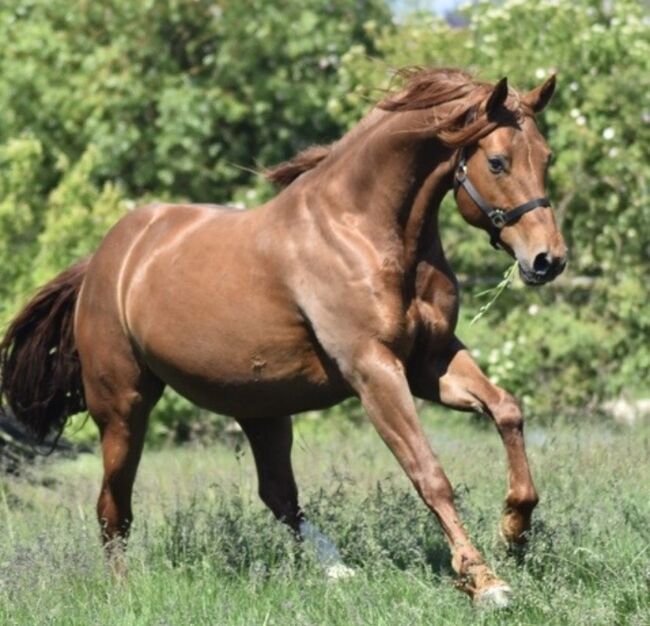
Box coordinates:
[0,0,647,440]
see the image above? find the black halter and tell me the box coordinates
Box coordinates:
[453,147,550,249]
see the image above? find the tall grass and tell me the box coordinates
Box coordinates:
[0,416,648,625]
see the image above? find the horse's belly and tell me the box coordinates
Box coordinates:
[140,316,350,418]
[158,369,350,419]
[133,290,349,417]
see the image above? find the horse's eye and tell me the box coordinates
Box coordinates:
[488,156,507,174]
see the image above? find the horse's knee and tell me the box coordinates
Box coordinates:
[414,470,455,508]
[492,394,524,433]
[505,485,539,513]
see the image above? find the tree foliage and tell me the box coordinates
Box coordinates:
[0,0,647,439]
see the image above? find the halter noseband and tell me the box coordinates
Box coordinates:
[453,147,550,249]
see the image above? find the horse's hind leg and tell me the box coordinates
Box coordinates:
[237,416,302,531]
[238,416,353,577]
[82,353,163,573]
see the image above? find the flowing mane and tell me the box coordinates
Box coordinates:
[266,67,530,188]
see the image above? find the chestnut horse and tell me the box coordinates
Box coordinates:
[0,68,566,606]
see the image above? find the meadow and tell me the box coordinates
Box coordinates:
[0,410,648,626]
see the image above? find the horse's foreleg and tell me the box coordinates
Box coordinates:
[348,342,510,604]
[413,340,538,546]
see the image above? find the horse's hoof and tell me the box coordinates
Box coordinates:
[474,584,513,609]
[325,563,356,580]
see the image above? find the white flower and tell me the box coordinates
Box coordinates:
[528,304,540,316]
[576,115,587,126]
[535,68,546,79]
[608,147,619,158]
[602,127,615,140]
[570,108,581,118]
[569,82,579,92]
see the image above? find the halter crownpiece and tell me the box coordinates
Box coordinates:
[453,148,551,249]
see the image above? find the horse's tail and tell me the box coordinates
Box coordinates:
[0,258,90,443]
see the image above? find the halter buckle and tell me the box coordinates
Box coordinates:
[455,163,467,183]
[490,210,506,229]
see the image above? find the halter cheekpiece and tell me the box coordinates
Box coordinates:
[453,147,550,249]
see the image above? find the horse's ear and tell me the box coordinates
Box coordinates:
[486,77,508,118]
[524,74,556,113]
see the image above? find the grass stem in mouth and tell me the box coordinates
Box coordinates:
[470,261,518,325]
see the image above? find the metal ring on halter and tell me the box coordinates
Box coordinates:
[489,210,506,229]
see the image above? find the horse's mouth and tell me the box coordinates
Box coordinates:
[518,263,562,287]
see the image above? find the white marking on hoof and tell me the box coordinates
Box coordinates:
[475,584,513,609]
[325,563,356,580]
[299,519,355,578]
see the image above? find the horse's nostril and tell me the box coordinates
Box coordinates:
[533,252,551,276]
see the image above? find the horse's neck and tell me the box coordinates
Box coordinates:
[284,108,457,281]
[344,112,456,273]
[402,147,455,272]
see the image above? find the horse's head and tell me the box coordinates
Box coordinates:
[454,75,567,285]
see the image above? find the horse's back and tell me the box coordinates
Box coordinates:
[77,202,233,325]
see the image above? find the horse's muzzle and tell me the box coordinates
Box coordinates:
[519,253,567,286]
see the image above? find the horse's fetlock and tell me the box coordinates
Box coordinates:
[506,487,538,512]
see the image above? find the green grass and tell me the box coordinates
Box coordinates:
[0,413,648,625]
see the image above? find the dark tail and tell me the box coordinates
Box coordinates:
[0,258,90,443]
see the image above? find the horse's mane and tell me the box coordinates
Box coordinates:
[266,67,529,188]
[264,145,332,188]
